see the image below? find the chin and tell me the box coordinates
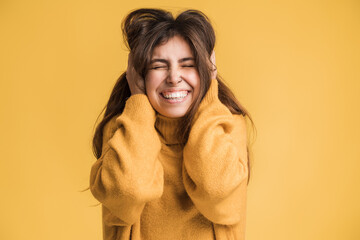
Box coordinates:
[159,110,187,118]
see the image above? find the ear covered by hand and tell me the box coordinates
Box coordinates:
[210,50,217,80]
[126,53,146,95]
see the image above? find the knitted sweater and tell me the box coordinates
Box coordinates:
[90,79,248,240]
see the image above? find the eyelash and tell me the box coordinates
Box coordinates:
[151,65,195,70]
[151,66,165,70]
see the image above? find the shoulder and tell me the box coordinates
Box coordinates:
[102,114,121,144]
[230,114,248,157]
[232,114,247,133]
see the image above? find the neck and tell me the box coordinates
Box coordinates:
[155,113,185,145]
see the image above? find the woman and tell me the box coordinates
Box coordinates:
[90,8,255,240]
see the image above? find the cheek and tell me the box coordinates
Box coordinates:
[145,73,161,95]
[184,72,200,93]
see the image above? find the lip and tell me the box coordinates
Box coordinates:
[159,90,191,104]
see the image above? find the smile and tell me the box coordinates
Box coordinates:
[160,90,190,103]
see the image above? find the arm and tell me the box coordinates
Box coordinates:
[182,79,248,225]
[90,94,164,226]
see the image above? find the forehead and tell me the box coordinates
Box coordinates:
[151,35,194,59]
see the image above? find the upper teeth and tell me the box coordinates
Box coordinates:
[162,91,188,99]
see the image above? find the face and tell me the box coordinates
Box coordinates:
[145,35,201,118]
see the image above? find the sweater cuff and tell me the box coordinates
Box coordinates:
[196,79,219,114]
[116,94,156,127]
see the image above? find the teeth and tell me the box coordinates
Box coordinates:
[162,91,188,99]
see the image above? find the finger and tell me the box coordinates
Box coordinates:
[210,50,216,65]
[128,52,133,65]
[210,50,217,79]
[211,68,217,80]
[127,54,130,75]
[127,53,134,76]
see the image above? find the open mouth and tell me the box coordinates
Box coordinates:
[160,90,190,103]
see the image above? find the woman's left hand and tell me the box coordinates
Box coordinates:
[210,50,217,80]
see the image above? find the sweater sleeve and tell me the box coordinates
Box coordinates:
[182,79,248,225]
[89,94,164,226]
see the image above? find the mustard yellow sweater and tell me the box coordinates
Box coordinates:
[90,79,248,240]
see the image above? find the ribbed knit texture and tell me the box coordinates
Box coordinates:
[90,79,248,240]
[154,114,184,145]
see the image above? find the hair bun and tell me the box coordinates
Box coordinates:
[122,8,173,51]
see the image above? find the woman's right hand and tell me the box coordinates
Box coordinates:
[126,53,146,95]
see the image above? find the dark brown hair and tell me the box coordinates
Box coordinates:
[91,8,256,183]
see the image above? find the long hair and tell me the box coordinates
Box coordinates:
[91,8,256,183]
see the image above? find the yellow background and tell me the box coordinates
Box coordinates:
[1,0,359,239]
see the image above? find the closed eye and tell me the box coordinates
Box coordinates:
[151,66,167,70]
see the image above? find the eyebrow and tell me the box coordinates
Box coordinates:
[150,57,195,64]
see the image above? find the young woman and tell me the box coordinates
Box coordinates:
[90,8,255,240]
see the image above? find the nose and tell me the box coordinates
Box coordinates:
[167,67,182,85]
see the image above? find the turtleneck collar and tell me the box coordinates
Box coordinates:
[155,113,185,145]
[154,79,219,145]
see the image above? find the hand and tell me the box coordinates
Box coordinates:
[126,53,146,95]
[210,50,217,80]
